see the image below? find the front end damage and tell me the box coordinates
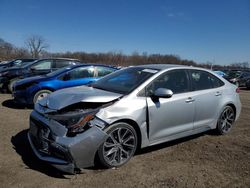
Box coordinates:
[28,99,118,174]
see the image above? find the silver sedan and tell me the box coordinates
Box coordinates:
[28,64,241,173]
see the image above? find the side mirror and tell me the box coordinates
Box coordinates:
[153,88,173,98]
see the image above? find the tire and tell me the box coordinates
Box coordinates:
[8,78,19,93]
[216,106,235,135]
[98,122,138,168]
[33,90,52,104]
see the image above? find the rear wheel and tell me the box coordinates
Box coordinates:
[33,89,52,104]
[98,122,138,168]
[216,106,235,135]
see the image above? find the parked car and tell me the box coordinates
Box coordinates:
[13,64,118,105]
[0,60,10,64]
[213,70,226,77]
[0,58,36,70]
[0,58,80,92]
[245,79,250,89]
[28,64,241,174]
[223,70,250,87]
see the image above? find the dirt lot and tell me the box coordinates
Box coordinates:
[0,91,249,188]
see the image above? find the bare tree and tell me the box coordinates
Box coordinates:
[25,35,49,58]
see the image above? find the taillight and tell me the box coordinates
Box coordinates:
[236,87,240,93]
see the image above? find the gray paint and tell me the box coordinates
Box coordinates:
[28,64,242,173]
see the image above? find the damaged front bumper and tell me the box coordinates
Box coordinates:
[28,110,108,174]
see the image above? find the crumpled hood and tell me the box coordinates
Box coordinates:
[39,85,123,110]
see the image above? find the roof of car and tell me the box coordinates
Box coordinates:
[37,58,80,61]
[136,64,187,70]
[70,63,118,69]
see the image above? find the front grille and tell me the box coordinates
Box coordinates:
[30,116,72,162]
[30,117,51,154]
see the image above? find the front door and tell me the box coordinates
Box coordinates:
[146,69,195,143]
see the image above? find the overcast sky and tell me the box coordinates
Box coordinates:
[0,0,250,65]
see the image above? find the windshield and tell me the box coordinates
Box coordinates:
[91,67,159,94]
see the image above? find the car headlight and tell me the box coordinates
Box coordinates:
[48,110,100,136]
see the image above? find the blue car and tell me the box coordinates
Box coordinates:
[13,64,118,105]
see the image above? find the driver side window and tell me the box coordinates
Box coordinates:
[146,69,189,96]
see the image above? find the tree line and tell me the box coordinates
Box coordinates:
[0,36,249,70]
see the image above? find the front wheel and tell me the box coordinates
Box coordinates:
[216,106,235,135]
[33,89,52,104]
[98,122,138,168]
[8,78,19,93]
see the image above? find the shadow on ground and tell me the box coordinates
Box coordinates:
[136,132,207,155]
[2,99,32,109]
[11,129,69,178]
[12,129,218,175]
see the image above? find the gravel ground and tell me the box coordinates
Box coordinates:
[0,91,249,188]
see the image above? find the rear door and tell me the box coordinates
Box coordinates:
[146,69,195,143]
[188,69,225,129]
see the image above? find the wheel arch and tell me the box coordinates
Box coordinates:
[112,119,142,151]
[225,103,236,119]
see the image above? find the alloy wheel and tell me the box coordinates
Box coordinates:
[218,106,235,134]
[102,126,137,167]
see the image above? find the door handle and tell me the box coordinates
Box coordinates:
[215,91,222,96]
[185,97,195,103]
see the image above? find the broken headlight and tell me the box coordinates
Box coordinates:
[48,110,98,135]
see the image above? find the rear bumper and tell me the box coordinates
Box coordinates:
[28,110,108,174]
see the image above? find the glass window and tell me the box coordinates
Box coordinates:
[31,60,52,70]
[146,69,189,95]
[63,67,95,80]
[190,70,224,91]
[96,66,116,77]
[92,67,158,94]
[55,60,77,68]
